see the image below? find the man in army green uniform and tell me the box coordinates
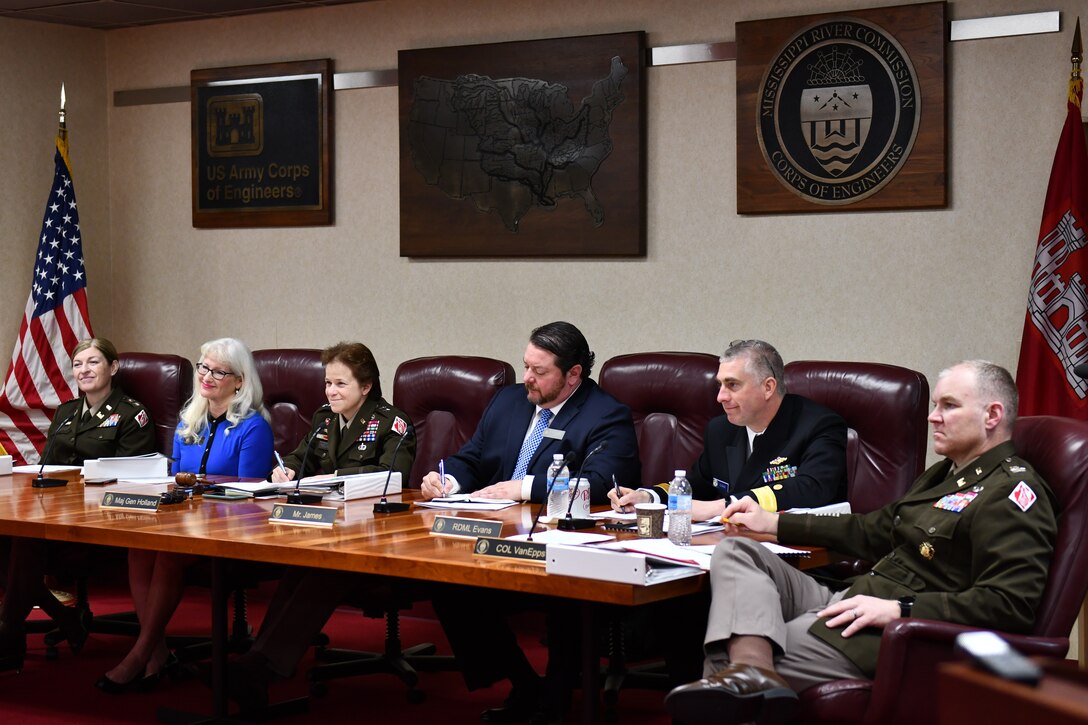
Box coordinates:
[665,360,1058,725]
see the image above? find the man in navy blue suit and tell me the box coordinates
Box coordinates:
[420,320,640,503]
[422,321,640,724]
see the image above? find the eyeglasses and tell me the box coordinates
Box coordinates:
[197,362,236,381]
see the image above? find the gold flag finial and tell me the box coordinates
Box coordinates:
[58,82,66,131]
[1073,18,1083,78]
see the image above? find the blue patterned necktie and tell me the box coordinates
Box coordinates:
[512,408,553,480]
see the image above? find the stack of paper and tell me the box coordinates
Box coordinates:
[84,453,169,479]
[0,455,11,475]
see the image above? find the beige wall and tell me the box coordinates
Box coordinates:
[0,21,108,343]
[0,0,1081,659]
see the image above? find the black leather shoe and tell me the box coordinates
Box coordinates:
[480,685,541,723]
[95,671,153,694]
[665,663,798,725]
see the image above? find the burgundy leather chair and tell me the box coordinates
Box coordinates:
[115,352,194,455]
[392,355,516,487]
[253,348,326,454]
[784,361,930,515]
[307,355,515,701]
[599,352,721,486]
[799,415,1088,724]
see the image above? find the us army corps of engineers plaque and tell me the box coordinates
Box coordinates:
[736,2,946,213]
[191,59,332,228]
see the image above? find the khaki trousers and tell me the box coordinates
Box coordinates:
[703,537,867,693]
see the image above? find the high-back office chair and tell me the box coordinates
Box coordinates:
[115,352,194,455]
[252,348,326,454]
[42,353,194,653]
[783,360,930,515]
[308,355,515,701]
[598,352,721,486]
[799,415,1088,724]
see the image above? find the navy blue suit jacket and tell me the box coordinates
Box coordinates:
[687,393,847,510]
[445,378,640,503]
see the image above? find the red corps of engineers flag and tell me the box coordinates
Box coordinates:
[1016,58,1088,418]
[0,129,93,463]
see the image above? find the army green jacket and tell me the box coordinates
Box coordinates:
[778,440,1058,676]
[281,397,415,481]
[45,387,157,465]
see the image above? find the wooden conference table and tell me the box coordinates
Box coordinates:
[0,472,827,721]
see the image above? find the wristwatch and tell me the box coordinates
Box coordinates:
[898,595,916,618]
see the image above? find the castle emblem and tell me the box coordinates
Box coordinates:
[757,18,920,205]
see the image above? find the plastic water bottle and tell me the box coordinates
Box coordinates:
[546,454,570,520]
[668,469,693,546]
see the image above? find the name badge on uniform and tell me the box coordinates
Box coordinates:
[713,478,731,497]
[542,428,565,440]
[933,490,978,513]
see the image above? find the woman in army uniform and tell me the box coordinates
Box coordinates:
[44,338,157,464]
[0,338,157,672]
[227,342,414,711]
[271,341,415,482]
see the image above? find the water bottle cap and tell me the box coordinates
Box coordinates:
[553,454,565,462]
[674,470,686,477]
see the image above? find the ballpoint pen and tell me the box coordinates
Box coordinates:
[439,458,447,496]
[274,450,288,478]
[613,474,624,513]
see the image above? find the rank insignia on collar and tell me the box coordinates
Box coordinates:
[956,477,966,487]
[919,542,935,560]
[770,457,787,465]
[975,467,983,475]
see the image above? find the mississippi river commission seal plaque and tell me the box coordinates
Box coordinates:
[737,2,946,213]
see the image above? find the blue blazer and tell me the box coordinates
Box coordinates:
[445,378,640,503]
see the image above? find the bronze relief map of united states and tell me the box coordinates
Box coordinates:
[407,56,627,233]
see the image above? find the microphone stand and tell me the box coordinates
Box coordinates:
[526,451,574,542]
[34,413,75,488]
[374,425,413,514]
[286,420,328,505]
[558,441,607,530]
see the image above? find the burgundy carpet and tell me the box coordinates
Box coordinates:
[1,580,673,723]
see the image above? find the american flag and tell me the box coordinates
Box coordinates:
[0,130,93,463]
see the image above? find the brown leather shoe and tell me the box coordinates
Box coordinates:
[665,663,797,725]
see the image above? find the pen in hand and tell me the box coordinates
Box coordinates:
[613,474,625,513]
[439,459,447,496]
[274,451,289,478]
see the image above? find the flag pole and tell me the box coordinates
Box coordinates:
[57,83,69,168]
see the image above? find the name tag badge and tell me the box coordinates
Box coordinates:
[101,491,161,512]
[542,428,565,440]
[713,478,731,496]
[269,503,337,527]
[473,536,547,565]
[430,516,503,539]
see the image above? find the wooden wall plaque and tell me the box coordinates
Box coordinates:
[736,2,947,213]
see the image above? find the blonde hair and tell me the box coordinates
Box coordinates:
[178,337,269,444]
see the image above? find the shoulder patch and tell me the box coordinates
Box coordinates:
[392,416,408,436]
[135,409,149,428]
[1009,481,1037,512]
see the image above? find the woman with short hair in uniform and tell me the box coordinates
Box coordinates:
[96,337,274,693]
[0,337,157,671]
[227,341,414,710]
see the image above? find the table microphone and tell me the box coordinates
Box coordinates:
[526,449,574,542]
[34,413,76,488]
[558,441,607,530]
[286,418,329,505]
[374,422,413,514]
